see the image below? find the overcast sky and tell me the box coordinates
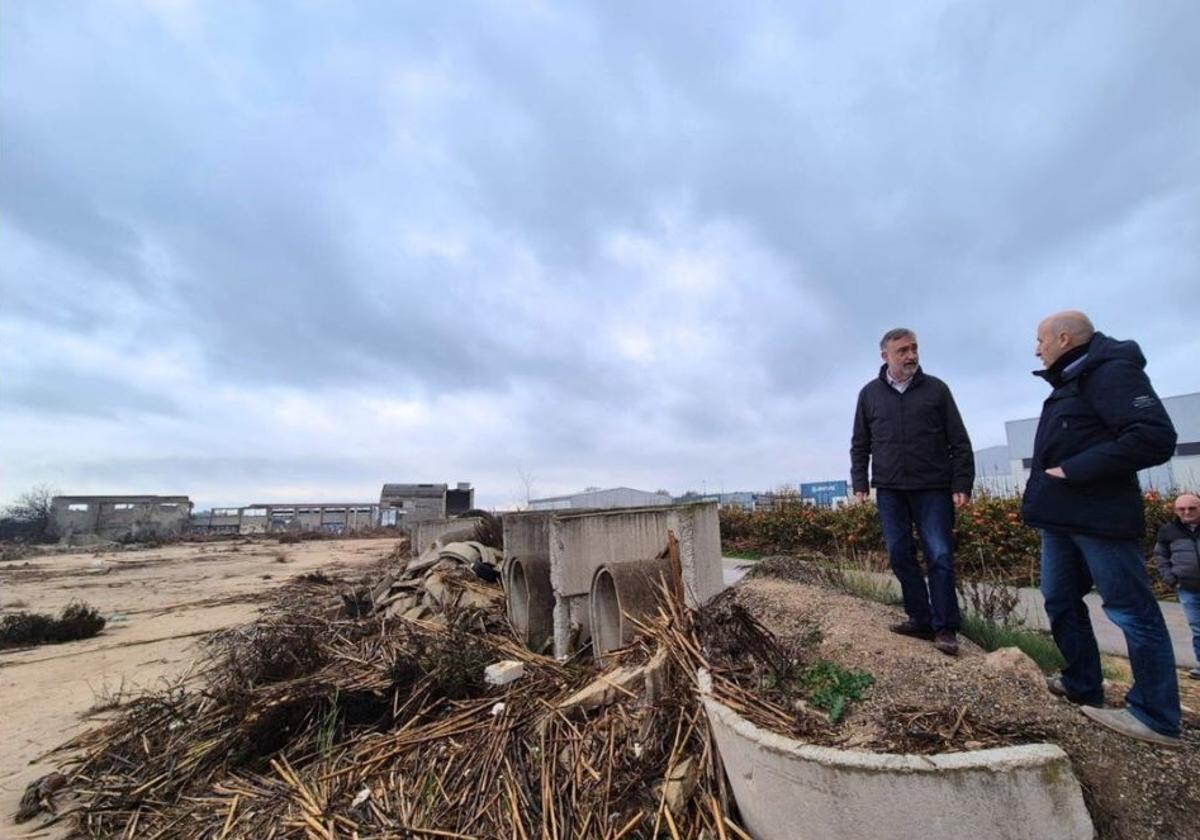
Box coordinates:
[2,1,1198,510]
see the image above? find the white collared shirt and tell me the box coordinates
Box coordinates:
[886,371,913,393]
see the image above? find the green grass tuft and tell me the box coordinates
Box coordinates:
[959,613,1065,673]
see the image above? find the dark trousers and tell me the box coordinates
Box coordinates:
[876,488,962,632]
[1040,530,1180,737]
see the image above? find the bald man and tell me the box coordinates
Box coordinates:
[1022,311,1181,746]
[1155,493,1200,680]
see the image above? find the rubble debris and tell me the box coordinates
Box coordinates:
[484,659,525,686]
[29,547,753,839]
[663,755,700,815]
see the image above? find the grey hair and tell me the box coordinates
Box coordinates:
[880,328,916,350]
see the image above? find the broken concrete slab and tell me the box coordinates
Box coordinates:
[662,755,700,815]
[484,660,525,686]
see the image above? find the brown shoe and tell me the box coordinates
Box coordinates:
[933,630,959,656]
[889,620,934,641]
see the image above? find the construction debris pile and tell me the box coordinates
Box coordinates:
[25,535,772,839]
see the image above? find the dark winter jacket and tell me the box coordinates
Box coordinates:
[850,366,974,494]
[1155,519,1200,592]
[1020,333,1177,540]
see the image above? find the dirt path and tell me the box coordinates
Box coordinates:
[0,537,399,836]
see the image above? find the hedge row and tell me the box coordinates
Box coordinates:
[720,491,1181,591]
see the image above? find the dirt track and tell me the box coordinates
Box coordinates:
[0,537,399,837]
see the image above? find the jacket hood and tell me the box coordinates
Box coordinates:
[1080,332,1146,372]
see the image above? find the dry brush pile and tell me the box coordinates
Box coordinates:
[21,549,768,839]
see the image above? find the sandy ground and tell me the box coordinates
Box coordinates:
[0,537,400,837]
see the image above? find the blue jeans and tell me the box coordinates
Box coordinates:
[1040,530,1180,737]
[1178,588,1200,667]
[876,488,961,632]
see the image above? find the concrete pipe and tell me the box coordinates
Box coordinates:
[588,557,671,664]
[504,555,554,653]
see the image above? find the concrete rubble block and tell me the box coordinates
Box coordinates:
[404,553,442,577]
[370,574,396,606]
[422,573,449,607]
[484,660,525,686]
[557,664,646,712]
[696,670,1094,840]
[506,504,722,659]
[662,755,700,815]
[453,582,504,611]
[410,518,482,558]
[383,595,418,618]
[557,646,667,713]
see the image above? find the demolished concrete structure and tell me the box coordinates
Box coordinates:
[49,495,193,543]
[504,503,723,659]
[379,482,475,526]
[190,503,382,535]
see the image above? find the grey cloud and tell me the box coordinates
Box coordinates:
[2,1,1199,505]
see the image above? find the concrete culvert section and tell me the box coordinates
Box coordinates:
[697,670,1094,840]
[504,555,554,653]
[589,558,670,663]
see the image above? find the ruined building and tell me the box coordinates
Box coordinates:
[49,495,193,542]
[378,482,474,526]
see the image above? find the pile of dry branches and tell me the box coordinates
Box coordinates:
[32,559,770,840]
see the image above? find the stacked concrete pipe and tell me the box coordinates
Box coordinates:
[503,554,554,653]
[588,557,671,663]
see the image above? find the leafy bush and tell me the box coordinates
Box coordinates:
[722,491,1188,591]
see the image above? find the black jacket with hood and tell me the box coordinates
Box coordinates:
[1020,333,1177,540]
[1155,518,1200,592]
[850,366,974,494]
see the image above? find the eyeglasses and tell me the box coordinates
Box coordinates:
[1177,506,1199,512]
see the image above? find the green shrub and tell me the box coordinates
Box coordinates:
[721,491,1188,591]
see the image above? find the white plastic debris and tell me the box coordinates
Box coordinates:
[484,659,525,686]
[351,786,371,808]
[491,702,506,716]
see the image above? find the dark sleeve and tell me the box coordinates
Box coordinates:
[1060,362,1177,482]
[943,385,975,495]
[1154,529,1177,585]
[850,390,871,494]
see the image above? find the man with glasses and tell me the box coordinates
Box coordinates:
[1155,493,1200,680]
[1022,311,1180,746]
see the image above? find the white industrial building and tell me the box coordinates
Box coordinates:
[1004,391,1200,492]
[528,487,673,511]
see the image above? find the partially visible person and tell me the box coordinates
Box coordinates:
[850,328,974,656]
[1155,493,1200,680]
[1021,310,1181,747]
